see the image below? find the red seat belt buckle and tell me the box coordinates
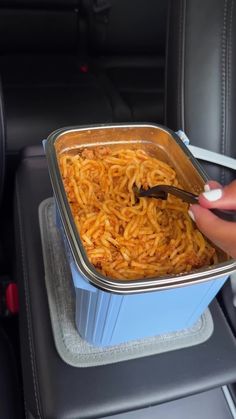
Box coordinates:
[5,283,19,315]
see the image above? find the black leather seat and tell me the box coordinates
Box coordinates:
[1,0,168,160]
[13,0,236,417]
[86,0,168,124]
[0,2,113,155]
[0,16,23,417]
[3,53,113,153]
[165,0,236,184]
[14,145,236,419]
[165,2,236,399]
[0,325,23,418]
[0,79,5,204]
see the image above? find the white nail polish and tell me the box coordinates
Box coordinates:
[202,189,222,202]
[204,184,211,192]
[188,210,195,222]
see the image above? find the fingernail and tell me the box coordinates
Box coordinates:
[188,209,195,222]
[202,189,223,202]
[204,184,211,192]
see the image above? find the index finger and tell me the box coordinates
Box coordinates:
[189,204,236,258]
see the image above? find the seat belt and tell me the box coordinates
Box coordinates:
[176,130,236,171]
[93,0,111,14]
[93,0,111,50]
[83,0,111,50]
[188,145,236,171]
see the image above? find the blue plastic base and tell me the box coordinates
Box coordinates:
[74,276,227,346]
[55,202,228,347]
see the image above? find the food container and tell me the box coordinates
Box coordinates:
[45,123,236,346]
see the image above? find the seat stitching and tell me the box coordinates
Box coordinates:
[177,0,186,130]
[226,0,234,181]
[221,0,228,185]
[15,176,42,419]
[0,78,5,204]
[177,0,183,128]
[181,0,186,131]
[221,0,234,184]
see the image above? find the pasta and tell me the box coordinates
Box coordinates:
[59,146,217,280]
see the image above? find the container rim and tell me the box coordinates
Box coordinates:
[45,122,236,294]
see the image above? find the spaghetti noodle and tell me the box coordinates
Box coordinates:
[59,147,217,280]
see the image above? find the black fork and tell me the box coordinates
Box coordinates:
[133,185,236,222]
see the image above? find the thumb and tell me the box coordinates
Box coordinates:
[189,204,236,258]
[199,180,236,210]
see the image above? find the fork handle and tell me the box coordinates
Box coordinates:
[163,188,236,221]
[210,208,236,222]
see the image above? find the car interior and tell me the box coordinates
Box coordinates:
[1,0,236,418]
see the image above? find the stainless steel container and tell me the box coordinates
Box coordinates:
[44,123,236,346]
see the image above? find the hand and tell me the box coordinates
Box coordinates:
[189,180,236,258]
